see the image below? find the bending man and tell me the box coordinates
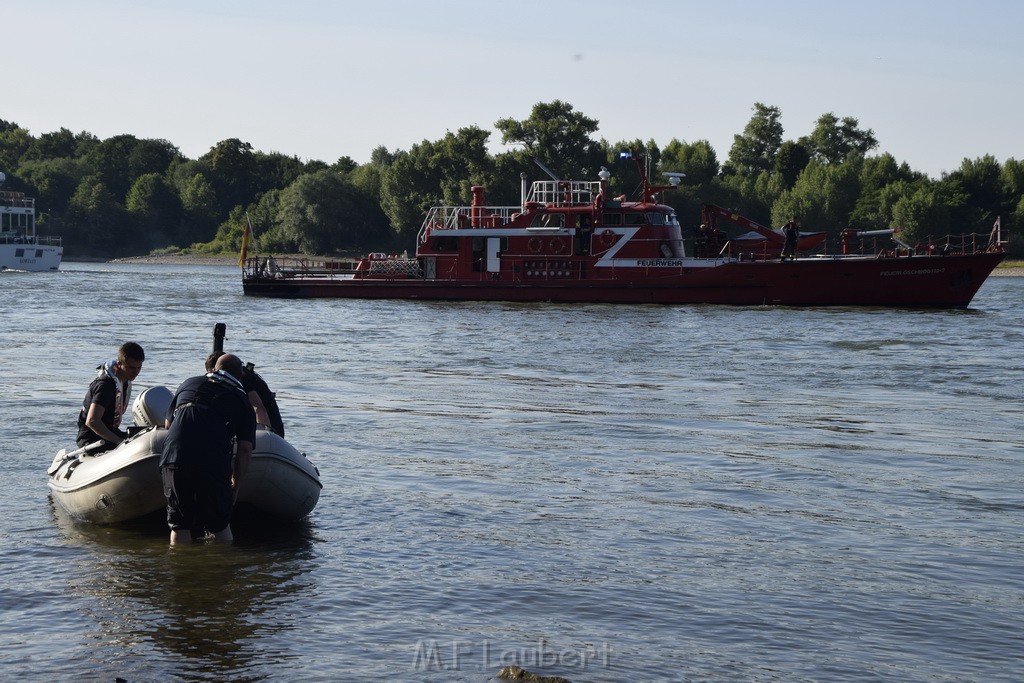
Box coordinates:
[160,354,255,544]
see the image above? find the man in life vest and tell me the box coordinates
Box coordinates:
[76,342,145,451]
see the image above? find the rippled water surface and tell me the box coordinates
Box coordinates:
[2,263,1023,682]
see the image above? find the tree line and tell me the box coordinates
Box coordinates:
[1,100,1020,259]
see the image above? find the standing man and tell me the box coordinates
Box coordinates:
[160,354,256,544]
[782,218,799,261]
[76,342,145,452]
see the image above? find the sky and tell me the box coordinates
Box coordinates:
[7,0,1023,179]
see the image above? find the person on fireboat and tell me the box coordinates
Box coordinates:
[782,218,799,261]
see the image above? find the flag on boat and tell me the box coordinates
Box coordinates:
[238,215,253,267]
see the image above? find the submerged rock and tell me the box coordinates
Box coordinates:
[497,664,572,683]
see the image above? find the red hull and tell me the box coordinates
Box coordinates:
[243,253,1004,308]
[243,158,1008,308]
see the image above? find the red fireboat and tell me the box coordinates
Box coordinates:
[242,159,1007,308]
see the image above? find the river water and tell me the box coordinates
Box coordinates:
[1,262,1022,682]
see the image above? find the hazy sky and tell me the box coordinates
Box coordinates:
[8,0,1022,178]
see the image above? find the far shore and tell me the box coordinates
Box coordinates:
[90,253,1024,277]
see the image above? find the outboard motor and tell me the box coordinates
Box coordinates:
[132,386,173,428]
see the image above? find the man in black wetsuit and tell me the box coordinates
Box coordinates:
[782,218,799,261]
[76,342,145,451]
[205,352,285,437]
[160,354,255,544]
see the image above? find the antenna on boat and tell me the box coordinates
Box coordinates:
[213,322,226,355]
[532,157,560,181]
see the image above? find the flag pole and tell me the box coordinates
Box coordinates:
[238,214,254,268]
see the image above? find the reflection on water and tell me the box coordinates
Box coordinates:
[51,503,316,680]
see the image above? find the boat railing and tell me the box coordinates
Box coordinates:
[712,227,1008,261]
[243,255,423,280]
[367,256,421,277]
[527,180,601,207]
[0,192,34,210]
[243,256,360,279]
[0,232,60,246]
[417,205,521,241]
[835,230,1007,257]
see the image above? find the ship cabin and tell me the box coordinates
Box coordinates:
[406,169,686,281]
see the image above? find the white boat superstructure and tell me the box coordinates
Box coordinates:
[0,174,62,272]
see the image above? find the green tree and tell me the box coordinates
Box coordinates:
[21,127,78,161]
[380,127,494,238]
[276,169,386,254]
[847,154,923,230]
[127,138,181,179]
[253,151,307,195]
[800,113,878,165]
[63,175,130,254]
[718,170,785,225]
[890,186,949,244]
[939,155,1004,235]
[1001,158,1024,199]
[200,138,257,215]
[1011,195,1024,256]
[349,150,392,211]
[771,159,861,233]
[178,172,219,245]
[241,189,288,253]
[726,103,783,176]
[126,173,183,249]
[0,125,32,172]
[16,157,87,216]
[332,156,358,175]
[661,139,719,186]
[82,134,143,201]
[495,100,603,179]
[773,140,811,187]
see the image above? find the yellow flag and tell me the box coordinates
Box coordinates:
[238,216,253,267]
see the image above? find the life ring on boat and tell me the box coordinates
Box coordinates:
[550,237,566,254]
[600,229,616,247]
[528,237,543,254]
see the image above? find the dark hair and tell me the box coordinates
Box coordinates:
[118,342,145,363]
[205,352,222,373]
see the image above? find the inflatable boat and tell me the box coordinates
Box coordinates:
[47,386,322,524]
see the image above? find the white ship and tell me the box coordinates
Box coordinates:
[0,172,62,272]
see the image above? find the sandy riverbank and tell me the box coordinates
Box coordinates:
[106,253,310,266]
[107,254,237,266]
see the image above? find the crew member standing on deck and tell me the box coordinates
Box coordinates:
[160,354,255,544]
[782,218,799,261]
